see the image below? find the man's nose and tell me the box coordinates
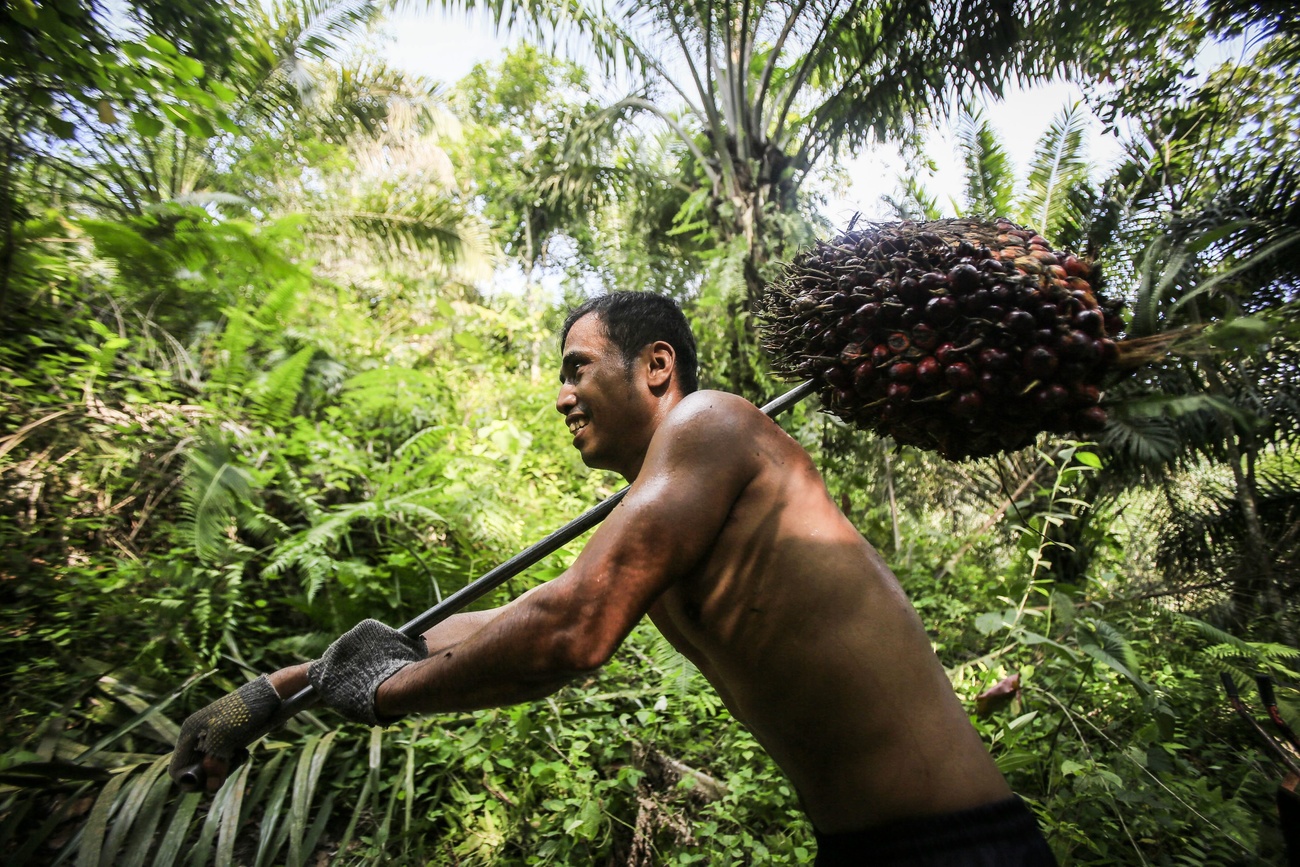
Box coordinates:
[556,383,577,415]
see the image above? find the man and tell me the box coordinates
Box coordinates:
[171,291,1056,865]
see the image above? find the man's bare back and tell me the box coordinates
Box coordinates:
[644,391,1011,832]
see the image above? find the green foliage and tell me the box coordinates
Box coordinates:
[3,1,1299,865]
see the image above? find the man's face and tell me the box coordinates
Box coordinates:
[555,313,655,477]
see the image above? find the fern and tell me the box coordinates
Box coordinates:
[263,492,447,601]
[180,441,257,564]
[252,345,317,426]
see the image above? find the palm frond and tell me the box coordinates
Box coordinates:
[1020,102,1092,241]
[956,106,1014,218]
[1156,468,1300,596]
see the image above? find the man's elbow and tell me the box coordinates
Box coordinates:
[551,626,617,675]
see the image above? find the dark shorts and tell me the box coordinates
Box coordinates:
[813,796,1057,866]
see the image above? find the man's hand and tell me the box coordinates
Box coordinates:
[169,675,282,792]
[308,619,427,725]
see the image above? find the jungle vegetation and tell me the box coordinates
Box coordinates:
[1,0,1298,864]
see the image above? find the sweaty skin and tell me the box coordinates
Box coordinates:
[198,312,1011,832]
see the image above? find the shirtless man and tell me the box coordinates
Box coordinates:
[170,292,1055,865]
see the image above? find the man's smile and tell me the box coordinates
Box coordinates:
[566,415,589,437]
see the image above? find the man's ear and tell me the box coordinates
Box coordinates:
[644,340,676,391]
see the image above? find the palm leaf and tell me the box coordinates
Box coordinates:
[956,106,1014,218]
[1020,102,1091,240]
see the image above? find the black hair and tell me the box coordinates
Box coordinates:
[560,291,699,394]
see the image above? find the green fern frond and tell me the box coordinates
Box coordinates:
[181,441,256,564]
[252,345,316,426]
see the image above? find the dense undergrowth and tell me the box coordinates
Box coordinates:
[3,1,1299,864]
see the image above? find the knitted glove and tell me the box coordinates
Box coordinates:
[169,676,281,784]
[308,619,427,726]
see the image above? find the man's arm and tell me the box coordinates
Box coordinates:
[375,393,760,717]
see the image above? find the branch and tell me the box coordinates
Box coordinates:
[753,0,814,135]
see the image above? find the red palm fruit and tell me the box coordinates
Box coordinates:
[1074,309,1104,337]
[1059,330,1094,361]
[1034,383,1069,411]
[1072,383,1102,406]
[852,358,873,392]
[1059,361,1089,383]
[890,361,918,383]
[1073,406,1108,431]
[878,302,905,326]
[839,342,864,364]
[920,271,948,290]
[949,263,981,292]
[1023,345,1059,377]
[916,356,942,385]
[887,332,911,354]
[834,387,855,405]
[855,302,880,324]
[1095,338,1119,365]
[1035,302,1059,326]
[945,362,976,388]
[912,322,939,351]
[962,289,992,313]
[935,342,960,364]
[978,370,1009,395]
[984,304,1006,322]
[900,306,924,328]
[853,360,875,395]
[953,390,983,417]
[899,276,929,305]
[978,347,1012,371]
[872,343,892,367]
[926,295,959,324]
[1004,309,1036,335]
[1034,328,1056,345]
[826,365,851,390]
[1062,254,1090,278]
[886,382,912,401]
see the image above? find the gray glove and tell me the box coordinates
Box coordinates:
[169,675,281,785]
[308,619,427,725]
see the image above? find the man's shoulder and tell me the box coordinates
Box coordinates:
[664,390,770,434]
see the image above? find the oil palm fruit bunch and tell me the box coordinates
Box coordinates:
[759,218,1129,460]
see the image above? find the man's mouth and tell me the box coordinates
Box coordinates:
[567,417,589,436]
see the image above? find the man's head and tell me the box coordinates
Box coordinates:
[556,292,699,479]
[560,292,698,395]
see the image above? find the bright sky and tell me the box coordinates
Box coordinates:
[379,6,1126,229]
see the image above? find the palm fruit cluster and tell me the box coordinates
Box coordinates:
[759,218,1126,460]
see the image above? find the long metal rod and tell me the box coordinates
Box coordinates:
[269,379,818,725]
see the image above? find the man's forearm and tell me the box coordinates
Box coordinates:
[268,662,311,698]
[421,608,500,656]
[374,587,599,717]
